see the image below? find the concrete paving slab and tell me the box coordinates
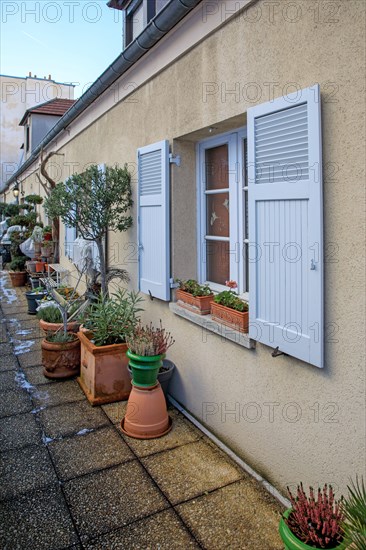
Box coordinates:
[24,364,56,385]
[0,342,14,355]
[0,389,33,418]
[17,349,42,367]
[0,370,20,392]
[118,412,202,458]
[0,484,79,550]
[0,411,42,451]
[141,440,243,505]
[84,509,200,549]
[3,311,38,321]
[39,401,110,439]
[101,401,127,424]
[49,427,134,481]
[6,317,40,332]
[0,354,18,372]
[176,479,284,550]
[0,444,58,500]
[63,461,169,541]
[7,322,44,341]
[32,380,85,408]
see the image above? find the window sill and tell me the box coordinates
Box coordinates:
[169,302,256,350]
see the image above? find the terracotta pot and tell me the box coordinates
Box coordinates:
[211,302,249,333]
[39,319,80,335]
[77,330,131,406]
[42,336,80,379]
[9,271,27,287]
[121,382,172,439]
[127,359,176,399]
[176,289,214,315]
[43,232,52,241]
[35,261,45,273]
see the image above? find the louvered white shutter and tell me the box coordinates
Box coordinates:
[248,84,323,368]
[138,140,170,301]
[64,178,77,260]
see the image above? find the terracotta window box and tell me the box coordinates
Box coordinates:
[176,288,214,315]
[210,302,249,333]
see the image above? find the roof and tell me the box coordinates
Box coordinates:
[19,98,76,126]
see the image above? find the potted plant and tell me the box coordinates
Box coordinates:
[211,280,249,333]
[25,286,48,315]
[41,240,53,258]
[176,279,214,315]
[43,225,52,241]
[8,256,27,287]
[341,476,366,549]
[41,282,83,379]
[121,321,175,440]
[279,483,345,549]
[77,289,143,405]
[37,302,81,334]
[126,321,175,388]
[31,226,44,256]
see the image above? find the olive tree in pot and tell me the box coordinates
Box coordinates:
[44,164,132,296]
[77,290,143,406]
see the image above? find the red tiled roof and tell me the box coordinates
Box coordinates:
[19,98,76,125]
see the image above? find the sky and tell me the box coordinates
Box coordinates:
[0,1,124,98]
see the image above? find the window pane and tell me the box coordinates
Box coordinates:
[205,145,228,190]
[206,193,229,237]
[206,240,230,285]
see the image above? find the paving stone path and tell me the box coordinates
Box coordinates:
[0,271,283,549]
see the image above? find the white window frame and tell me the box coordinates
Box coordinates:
[197,127,248,300]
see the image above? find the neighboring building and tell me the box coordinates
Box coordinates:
[5,0,365,497]
[19,98,76,162]
[0,73,74,191]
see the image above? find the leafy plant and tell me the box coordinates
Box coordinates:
[285,483,344,549]
[342,476,366,549]
[43,225,52,234]
[127,321,175,357]
[24,194,43,205]
[83,289,143,346]
[213,280,248,312]
[45,331,77,344]
[41,240,52,248]
[44,164,133,295]
[30,286,46,294]
[177,279,212,297]
[9,256,26,271]
[37,305,63,323]
[4,204,21,217]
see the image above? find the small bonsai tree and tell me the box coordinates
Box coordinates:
[24,194,43,205]
[44,164,133,296]
[9,256,26,272]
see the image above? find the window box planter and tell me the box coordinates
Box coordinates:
[279,509,345,550]
[176,288,214,315]
[211,302,249,333]
[77,330,132,406]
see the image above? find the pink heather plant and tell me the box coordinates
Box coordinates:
[286,483,344,549]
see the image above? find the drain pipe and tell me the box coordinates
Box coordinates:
[168,394,291,508]
[6,0,203,188]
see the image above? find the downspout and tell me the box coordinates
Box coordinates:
[6,0,202,188]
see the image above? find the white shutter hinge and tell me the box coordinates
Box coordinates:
[170,278,179,289]
[169,154,181,167]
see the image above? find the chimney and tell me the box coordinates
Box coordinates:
[48,74,52,80]
[28,71,32,77]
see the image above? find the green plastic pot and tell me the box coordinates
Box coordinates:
[126,349,163,388]
[279,509,345,550]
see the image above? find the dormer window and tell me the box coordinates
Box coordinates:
[108,0,170,48]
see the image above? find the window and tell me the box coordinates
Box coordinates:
[124,0,170,47]
[26,126,30,152]
[198,129,248,298]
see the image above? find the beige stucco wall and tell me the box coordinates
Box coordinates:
[18,0,365,496]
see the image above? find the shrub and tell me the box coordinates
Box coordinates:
[4,204,20,217]
[9,256,26,271]
[285,483,344,549]
[83,290,143,346]
[127,321,175,357]
[24,194,43,205]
